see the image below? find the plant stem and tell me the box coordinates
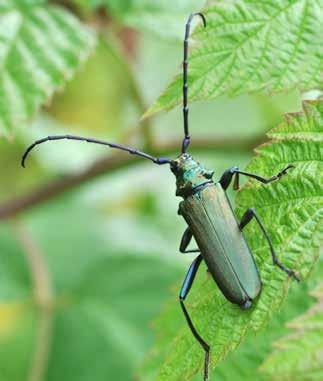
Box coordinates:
[11,221,54,381]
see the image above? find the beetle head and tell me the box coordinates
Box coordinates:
[170,154,214,197]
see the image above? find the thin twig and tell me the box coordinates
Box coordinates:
[11,221,54,381]
[0,135,264,220]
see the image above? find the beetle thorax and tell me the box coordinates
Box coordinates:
[170,154,214,197]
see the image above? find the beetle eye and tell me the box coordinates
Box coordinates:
[171,161,178,169]
[204,169,214,179]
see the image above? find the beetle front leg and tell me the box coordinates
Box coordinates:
[180,255,210,381]
[239,208,300,282]
[219,165,294,191]
[180,227,200,254]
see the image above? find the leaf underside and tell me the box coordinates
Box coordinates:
[140,100,323,381]
[0,0,96,136]
[146,0,323,117]
[260,283,323,381]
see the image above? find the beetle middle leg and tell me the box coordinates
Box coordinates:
[219,165,294,190]
[239,208,300,282]
[180,227,200,254]
[180,255,210,380]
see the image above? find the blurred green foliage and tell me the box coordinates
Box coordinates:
[75,0,205,39]
[260,282,323,381]
[0,1,322,381]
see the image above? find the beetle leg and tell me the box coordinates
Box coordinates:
[219,165,295,191]
[180,255,210,381]
[239,208,300,282]
[180,227,200,254]
[219,166,240,190]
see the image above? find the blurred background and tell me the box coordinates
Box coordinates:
[0,1,319,381]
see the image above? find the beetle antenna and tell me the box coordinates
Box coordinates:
[182,12,206,154]
[21,135,171,167]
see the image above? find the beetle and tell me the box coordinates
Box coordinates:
[21,13,299,381]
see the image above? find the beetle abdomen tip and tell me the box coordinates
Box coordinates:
[240,299,253,310]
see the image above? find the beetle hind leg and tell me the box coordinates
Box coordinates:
[219,165,294,191]
[239,208,300,282]
[180,255,210,381]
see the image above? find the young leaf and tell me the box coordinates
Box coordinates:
[260,283,323,381]
[140,100,323,381]
[0,0,96,136]
[145,0,323,117]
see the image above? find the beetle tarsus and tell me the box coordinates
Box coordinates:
[274,260,300,282]
[180,299,211,381]
[291,271,301,282]
[204,348,210,381]
[276,164,295,179]
[219,165,295,190]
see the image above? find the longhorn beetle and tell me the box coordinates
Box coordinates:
[22,13,299,381]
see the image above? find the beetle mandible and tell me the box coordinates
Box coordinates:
[22,13,299,381]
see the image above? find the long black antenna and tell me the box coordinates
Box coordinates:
[21,135,170,167]
[182,12,206,154]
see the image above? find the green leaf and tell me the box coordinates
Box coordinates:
[0,0,96,136]
[260,282,323,381]
[146,0,323,117]
[140,100,323,381]
[212,260,323,381]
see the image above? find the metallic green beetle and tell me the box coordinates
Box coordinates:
[21,13,299,381]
